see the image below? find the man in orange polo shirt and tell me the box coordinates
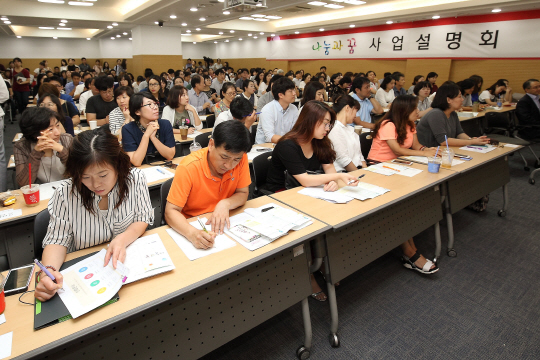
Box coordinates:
[165,120,252,249]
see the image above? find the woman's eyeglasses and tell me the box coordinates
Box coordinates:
[142,102,159,109]
[149,83,160,87]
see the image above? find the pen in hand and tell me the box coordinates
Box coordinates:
[348,174,365,185]
[34,258,64,291]
[197,216,209,233]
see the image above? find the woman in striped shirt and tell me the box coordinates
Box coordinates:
[34,128,154,302]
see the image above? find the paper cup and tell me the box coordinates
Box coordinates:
[21,184,40,206]
[89,120,97,130]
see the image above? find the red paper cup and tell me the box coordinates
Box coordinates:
[21,184,40,206]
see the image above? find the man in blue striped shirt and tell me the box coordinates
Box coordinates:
[350,77,383,129]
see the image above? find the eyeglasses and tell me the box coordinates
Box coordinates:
[322,121,332,130]
[142,102,159,109]
[39,102,56,108]
[149,83,160,87]
[225,92,236,96]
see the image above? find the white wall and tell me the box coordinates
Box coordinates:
[0,37,102,58]
[215,38,269,59]
[181,42,216,60]
[131,26,182,56]
[98,38,133,59]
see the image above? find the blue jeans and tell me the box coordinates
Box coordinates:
[13,90,30,115]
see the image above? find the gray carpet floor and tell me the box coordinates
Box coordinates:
[4,118,540,360]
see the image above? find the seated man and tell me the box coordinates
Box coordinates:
[188,74,212,115]
[213,96,257,134]
[516,79,540,140]
[65,71,83,98]
[86,76,118,126]
[164,121,252,248]
[78,77,99,114]
[255,77,299,144]
[350,76,384,130]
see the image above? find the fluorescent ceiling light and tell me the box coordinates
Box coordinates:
[170,15,177,19]
[39,26,55,29]
[193,41,196,44]
[295,31,299,34]
[223,11,230,15]
[386,20,393,24]
[349,24,355,27]
[112,23,118,26]
[492,8,501,12]
[182,33,191,36]
[343,0,365,4]
[0,17,8,21]
[253,36,258,38]
[239,17,253,20]
[256,3,262,6]
[116,34,121,37]
[218,31,223,34]
[153,22,158,25]
[214,41,217,43]
[239,38,242,40]
[61,19,68,23]
[186,30,191,32]
[253,18,269,21]
[38,0,65,3]
[111,37,115,39]
[319,28,324,31]
[230,30,234,33]
[225,39,229,42]
[265,15,282,19]
[324,4,343,8]
[248,33,252,36]
[123,32,128,35]
[271,33,275,36]
[53,36,57,39]
[87,37,91,40]
[190,7,197,11]
[196,28,201,31]
[68,2,94,6]
[199,17,206,21]
[432,15,440,19]
[308,1,327,5]
[251,14,265,17]
[129,37,132,40]
[57,27,72,30]
[3,21,9,24]
[108,25,114,28]
[59,23,65,26]
[260,32,264,34]
[16,36,21,38]
[181,23,187,26]
[218,0,224,2]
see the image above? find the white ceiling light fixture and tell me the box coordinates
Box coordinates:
[324,4,343,8]
[154,22,158,25]
[253,36,258,38]
[251,14,265,17]
[181,33,191,36]
[349,24,355,27]
[57,27,72,30]
[319,28,324,31]
[53,36,57,39]
[271,33,275,36]
[59,23,65,26]
[253,18,269,21]
[111,37,115,39]
[16,36,21,38]
[87,37,91,40]
[0,17,8,21]
[123,32,128,35]
[181,23,187,26]
[39,26,55,29]
[3,21,11,24]
[196,28,201,31]
[199,17,206,21]
[492,8,501,12]
[239,17,253,20]
[239,38,243,40]
[343,0,366,4]
[190,7,197,11]
[294,31,299,34]
[108,25,114,28]
[386,20,393,24]
[68,2,93,6]
[218,0,224,2]
[432,15,440,19]
[265,15,282,19]
[214,41,218,43]
[129,37,132,40]
[38,0,65,3]
[112,22,118,26]
[170,15,177,19]
[116,34,121,37]
[248,33,252,36]
[256,3,262,6]
[193,41,196,44]
[223,11,230,15]
[307,1,327,6]
[230,30,235,33]
[218,31,223,34]
[225,39,229,42]
[260,32,264,35]
[61,19,68,23]
[186,29,191,32]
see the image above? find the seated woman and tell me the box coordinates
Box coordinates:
[118,74,133,90]
[173,76,184,87]
[330,76,352,102]
[37,82,80,127]
[416,83,490,148]
[122,92,176,166]
[37,92,75,136]
[458,79,477,111]
[14,107,73,188]
[147,75,166,107]
[327,95,366,171]
[162,85,203,135]
[375,76,396,108]
[408,75,424,95]
[299,81,326,113]
[478,79,507,106]
[469,75,483,103]
[367,95,439,274]
[160,76,170,100]
[33,128,154,302]
[202,75,219,105]
[108,86,134,139]
[413,81,433,118]
[266,101,359,301]
[213,82,236,118]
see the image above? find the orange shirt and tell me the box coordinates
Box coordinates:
[368,120,416,162]
[167,147,251,218]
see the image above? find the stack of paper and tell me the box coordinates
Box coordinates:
[399,156,465,167]
[123,234,175,284]
[247,146,273,161]
[187,131,203,139]
[459,145,497,154]
[337,182,391,201]
[225,203,312,251]
[366,163,423,177]
[0,209,22,221]
[298,186,354,203]
[141,166,175,184]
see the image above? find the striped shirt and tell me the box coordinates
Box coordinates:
[43,168,154,253]
[108,107,126,135]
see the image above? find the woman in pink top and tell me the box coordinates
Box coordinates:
[368,95,439,274]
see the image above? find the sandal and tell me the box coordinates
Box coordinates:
[310,291,327,302]
[402,251,439,275]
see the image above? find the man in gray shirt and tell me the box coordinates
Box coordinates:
[257,75,284,112]
[211,69,226,97]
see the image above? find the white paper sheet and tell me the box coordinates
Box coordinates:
[337,181,391,201]
[504,144,520,148]
[38,180,64,200]
[459,145,497,154]
[363,166,396,176]
[400,156,465,166]
[166,218,236,261]
[247,146,273,161]
[141,166,175,184]
[123,234,175,284]
[187,131,203,139]
[58,249,128,319]
[0,331,13,359]
[374,163,423,177]
[0,209,22,221]
[0,314,5,325]
[298,186,354,204]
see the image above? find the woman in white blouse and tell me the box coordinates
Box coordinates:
[35,128,154,302]
[478,79,507,106]
[327,95,366,171]
[161,85,203,135]
[257,71,273,97]
[108,86,134,140]
[375,76,396,108]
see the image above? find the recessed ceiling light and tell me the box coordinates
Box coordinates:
[61,19,68,23]
[265,15,282,19]
[230,30,235,33]
[112,22,118,26]
[432,15,440,19]
[214,41,218,43]
[492,8,501,12]
[170,15,177,19]
[0,17,8,21]
[16,36,21,38]
[248,33,252,36]
[386,20,393,24]
[253,18,269,21]
[271,33,275,36]
[239,17,253,20]
[319,28,324,31]
[295,31,299,34]
[57,27,72,30]
[190,7,197,11]
[195,28,200,31]
[108,25,114,28]
[343,0,365,4]
[225,39,229,42]
[223,11,230,15]
[59,23,65,26]
[218,0,224,2]
[123,32,128,35]
[154,22,158,25]
[199,17,206,21]
[181,23,187,26]
[253,36,258,39]
[324,4,343,8]
[307,1,327,5]
[67,1,93,5]
[349,24,355,27]
[39,26,55,29]
[87,37,91,40]
[186,30,191,32]
[219,31,223,34]
[193,41,197,44]
[111,37,115,39]
[260,32,264,35]
[251,14,265,17]
[256,3,262,6]
[38,0,64,3]
[53,36,57,39]
[4,21,11,24]
[129,37,132,40]
[239,38,243,40]
[116,34,121,37]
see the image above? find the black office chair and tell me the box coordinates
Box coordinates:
[160,178,174,226]
[34,209,50,261]
[250,124,257,145]
[206,114,216,128]
[252,152,274,197]
[513,115,540,169]
[360,131,375,165]
[195,132,212,148]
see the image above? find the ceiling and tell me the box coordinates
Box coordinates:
[1,0,540,43]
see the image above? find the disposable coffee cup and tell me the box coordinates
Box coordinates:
[180,127,188,140]
[21,184,40,206]
[89,120,97,130]
[427,157,442,173]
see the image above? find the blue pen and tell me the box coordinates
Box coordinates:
[466,146,484,150]
[34,258,64,290]
[156,167,167,175]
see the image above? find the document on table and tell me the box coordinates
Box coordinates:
[247,146,273,161]
[337,182,391,201]
[370,163,423,177]
[141,166,175,184]
[399,156,465,166]
[166,217,236,261]
[0,209,22,221]
[363,166,395,176]
[298,186,354,204]
[0,331,13,359]
[123,233,175,284]
[39,179,64,200]
[187,131,203,139]
[504,144,520,148]
[0,314,5,325]
[459,145,497,154]
[58,249,129,319]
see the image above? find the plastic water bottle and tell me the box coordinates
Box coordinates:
[497,95,502,108]
[189,141,202,153]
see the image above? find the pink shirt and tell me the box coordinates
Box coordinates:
[368,120,416,162]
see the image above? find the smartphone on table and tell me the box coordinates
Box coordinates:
[3,264,34,296]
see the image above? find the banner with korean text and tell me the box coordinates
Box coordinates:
[268,17,540,60]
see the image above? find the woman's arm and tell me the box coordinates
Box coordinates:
[104,221,148,268]
[126,134,151,167]
[293,170,358,190]
[150,134,175,160]
[386,138,437,158]
[14,142,41,187]
[418,107,432,118]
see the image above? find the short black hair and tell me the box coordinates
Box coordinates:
[457,79,475,94]
[366,70,375,77]
[339,76,352,86]
[301,81,325,107]
[144,68,154,78]
[523,79,540,90]
[191,74,203,89]
[129,92,156,122]
[380,76,394,90]
[431,83,461,111]
[272,77,296,101]
[212,120,252,154]
[81,57,86,60]
[215,69,224,76]
[320,66,327,70]
[350,76,370,94]
[137,75,144,82]
[19,106,61,143]
[71,72,81,79]
[94,76,114,91]
[242,79,254,91]
[48,75,63,85]
[114,86,134,101]
[84,77,94,89]
[391,72,404,82]
[167,68,174,74]
[413,81,431,95]
[230,96,253,120]
[427,72,438,79]
[285,71,294,78]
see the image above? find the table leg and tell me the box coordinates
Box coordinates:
[442,182,456,257]
[434,221,442,263]
[498,184,509,217]
[296,297,313,360]
[324,256,340,348]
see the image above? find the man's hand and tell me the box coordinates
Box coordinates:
[206,200,230,234]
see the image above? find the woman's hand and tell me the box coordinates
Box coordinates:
[324,181,339,192]
[185,104,197,114]
[35,270,63,302]
[188,127,195,134]
[339,173,360,187]
[121,106,131,120]
[471,136,490,145]
[104,235,128,269]
[145,121,160,139]
[423,147,439,158]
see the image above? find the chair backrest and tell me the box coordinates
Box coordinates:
[250,124,258,146]
[206,114,216,128]
[195,132,212,148]
[480,112,513,135]
[252,152,273,196]
[34,209,50,261]
[160,178,174,226]
[360,132,373,162]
